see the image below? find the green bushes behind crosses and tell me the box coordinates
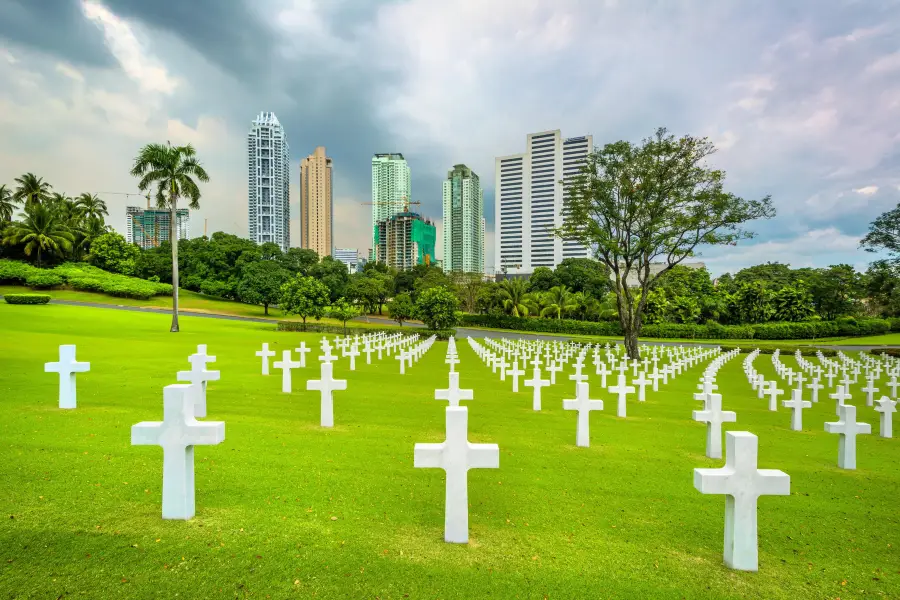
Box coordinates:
[460,313,891,341]
[0,259,172,300]
[416,287,460,331]
[3,293,51,304]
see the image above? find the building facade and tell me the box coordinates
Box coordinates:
[494,130,593,276]
[375,212,436,271]
[333,248,359,273]
[371,153,410,251]
[248,111,290,252]
[299,146,333,258]
[125,206,189,250]
[441,164,484,274]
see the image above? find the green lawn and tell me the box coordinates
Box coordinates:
[1,303,898,598]
[0,285,402,329]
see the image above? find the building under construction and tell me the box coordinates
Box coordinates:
[374,211,436,271]
[125,206,190,249]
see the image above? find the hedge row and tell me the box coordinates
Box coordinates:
[3,293,51,305]
[0,260,172,300]
[276,322,401,336]
[459,314,891,341]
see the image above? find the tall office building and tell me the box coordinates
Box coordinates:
[299,146,333,258]
[248,111,290,252]
[371,153,411,250]
[441,164,484,273]
[125,206,190,249]
[494,130,593,276]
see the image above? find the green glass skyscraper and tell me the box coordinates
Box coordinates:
[441,164,484,273]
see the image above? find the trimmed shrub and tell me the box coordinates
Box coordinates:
[4,293,51,305]
[276,322,399,336]
[429,329,457,340]
[0,260,39,284]
[25,272,64,289]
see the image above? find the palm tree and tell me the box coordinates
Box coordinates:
[130,142,209,332]
[0,184,19,222]
[2,203,75,267]
[540,285,577,319]
[499,278,531,317]
[75,193,108,223]
[13,173,53,206]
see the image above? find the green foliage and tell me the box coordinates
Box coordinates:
[526,267,556,293]
[237,259,289,315]
[327,297,361,333]
[275,321,397,335]
[539,285,578,319]
[279,275,330,325]
[0,260,171,299]
[498,279,531,317]
[346,271,391,315]
[860,203,900,258]
[89,232,140,276]
[387,292,416,326]
[415,286,460,330]
[310,256,350,302]
[0,184,19,222]
[2,203,75,266]
[771,285,815,322]
[25,272,64,289]
[279,247,319,276]
[556,127,775,355]
[429,329,457,340]
[3,293,50,304]
[553,258,612,297]
[475,282,504,315]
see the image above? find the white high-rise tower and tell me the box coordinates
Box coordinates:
[248,111,290,251]
[494,130,593,276]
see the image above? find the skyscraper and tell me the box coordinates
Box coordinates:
[371,153,410,250]
[299,146,333,258]
[375,211,436,271]
[441,164,484,273]
[248,111,290,251]
[125,206,189,249]
[494,130,593,276]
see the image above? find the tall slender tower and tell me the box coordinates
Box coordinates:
[441,164,484,273]
[494,130,592,275]
[248,111,290,251]
[371,153,410,252]
[299,146,333,258]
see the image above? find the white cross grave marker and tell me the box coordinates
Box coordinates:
[609,374,635,418]
[295,342,311,368]
[273,350,302,393]
[782,389,812,432]
[765,382,783,412]
[131,384,225,520]
[563,382,604,447]
[692,393,736,459]
[414,407,499,543]
[255,343,276,375]
[508,361,525,392]
[633,372,650,402]
[524,367,550,411]
[829,385,852,416]
[435,372,473,407]
[176,345,220,418]
[693,431,790,572]
[875,396,897,438]
[44,344,90,409]
[825,404,871,469]
[307,361,348,427]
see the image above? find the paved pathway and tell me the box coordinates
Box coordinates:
[14,298,899,350]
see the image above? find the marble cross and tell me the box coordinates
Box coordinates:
[782,389,812,432]
[414,406,499,543]
[44,344,90,409]
[295,342,311,367]
[255,343,276,375]
[692,393,736,459]
[633,372,650,402]
[508,361,525,393]
[397,350,409,374]
[176,346,220,418]
[861,377,879,407]
[807,378,823,403]
[547,362,562,385]
[765,382,784,412]
[563,382,604,447]
[363,343,374,365]
[825,404,871,469]
[596,362,610,388]
[273,350,302,393]
[435,372,473,407]
[131,384,225,520]
[694,431,790,572]
[346,345,360,371]
[524,367,550,411]
[609,373,635,418]
[648,369,662,392]
[886,376,899,399]
[307,361,348,427]
[875,396,897,438]
[829,385,852,416]
[319,345,337,363]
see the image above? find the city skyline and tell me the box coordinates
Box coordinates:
[1,1,898,276]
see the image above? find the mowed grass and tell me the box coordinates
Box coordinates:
[0,304,898,599]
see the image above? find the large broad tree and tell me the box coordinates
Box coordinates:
[238,259,289,315]
[130,142,210,332]
[279,275,330,328]
[556,128,774,357]
[860,204,900,259]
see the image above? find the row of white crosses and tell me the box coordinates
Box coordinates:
[397,335,436,374]
[693,349,741,459]
[131,344,225,520]
[415,337,499,543]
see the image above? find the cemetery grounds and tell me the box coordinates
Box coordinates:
[0,303,898,599]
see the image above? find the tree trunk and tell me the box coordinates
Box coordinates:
[264,303,269,316]
[623,324,640,359]
[170,202,180,333]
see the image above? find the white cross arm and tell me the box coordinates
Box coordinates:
[414,443,445,468]
[467,443,500,469]
[131,420,225,446]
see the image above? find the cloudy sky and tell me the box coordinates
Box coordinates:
[1,0,898,275]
